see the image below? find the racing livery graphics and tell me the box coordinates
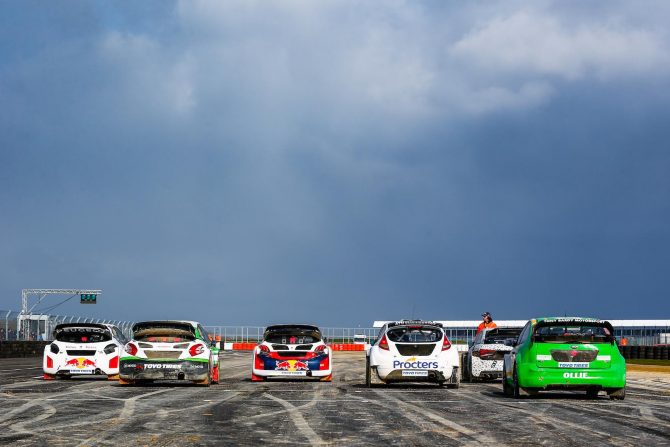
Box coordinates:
[502,317,627,399]
[119,320,220,386]
[43,323,127,380]
[366,320,460,387]
[252,324,332,381]
[463,327,522,381]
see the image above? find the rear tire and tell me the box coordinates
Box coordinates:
[502,363,513,396]
[447,367,460,389]
[608,387,626,400]
[512,366,521,399]
[365,356,372,388]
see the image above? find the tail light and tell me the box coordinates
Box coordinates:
[104,344,117,355]
[478,348,496,359]
[379,334,389,350]
[315,345,327,353]
[258,345,270,353]
[124,343,138,356]
[189,343,205,357]
[46,356,53,368]
[442,336,451,351]
[49,344,59,354]
[109,356,119,369]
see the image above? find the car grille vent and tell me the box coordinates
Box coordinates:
[395,344,435,356]
[272,344,289,350]
[295,345,313,351]
[66,350,96,356]
[551,350,598,362]
[145,350,181,359]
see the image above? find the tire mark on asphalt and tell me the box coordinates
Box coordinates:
[264,392,325,446]
[8,400,57,435]
[361,390,495,445]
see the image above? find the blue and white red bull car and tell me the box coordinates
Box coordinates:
[43,323,127,380]
[252,324,332,381]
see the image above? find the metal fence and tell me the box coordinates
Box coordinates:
[0,310,134,341]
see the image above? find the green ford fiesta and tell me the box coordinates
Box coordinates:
[502,317,626,400]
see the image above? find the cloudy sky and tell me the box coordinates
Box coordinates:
[1,0,669,326]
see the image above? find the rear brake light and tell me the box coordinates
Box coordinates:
[124,343,138,356]
[46,356,53,368]
[315,345,327,353]
[442,336,451,351]
[379,334,389,350]
[258,345,270,353]
[479,348,495,358]
[189,344,205,357]
[109,356,119,369]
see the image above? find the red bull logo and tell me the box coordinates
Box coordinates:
[65,358,96,369]
[275,360,309,371]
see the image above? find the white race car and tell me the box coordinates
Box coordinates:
[43,323,127,380]
[252,324,332,381]
[367,320,460,387]
[462,327,521,381]
[119,320,220,386]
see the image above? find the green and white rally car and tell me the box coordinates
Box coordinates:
[119,320,220,386]
[502,317,626,400]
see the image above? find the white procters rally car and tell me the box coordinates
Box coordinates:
[367,320,460,387]
[119,320,220,386]
[43,323,127,380]
[463,327,522,381]
[252,324,332,381]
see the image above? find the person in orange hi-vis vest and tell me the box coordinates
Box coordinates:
[476,312,497,334]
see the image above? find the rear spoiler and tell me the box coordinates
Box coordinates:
[534,319,615,333]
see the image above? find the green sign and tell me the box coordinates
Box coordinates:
[80,293,97,304]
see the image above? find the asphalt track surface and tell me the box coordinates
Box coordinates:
[1,352,670,446]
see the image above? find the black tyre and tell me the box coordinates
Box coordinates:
[608,387,626,400]
[447,367,460,389]
[365,356,372,388]
[502,363,513,397]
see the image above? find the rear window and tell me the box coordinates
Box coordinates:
[533,324,613,343]
[264,329,321,344]
[387,326,442,343]
[483,328,522,345]
[133,323,196,342]
[55,328,112,343]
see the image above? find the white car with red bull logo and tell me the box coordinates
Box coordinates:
[252,324,332,381]
[366,320,460,387]
[119,320,220,386]
[43,323,127,380]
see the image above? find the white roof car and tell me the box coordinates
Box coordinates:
[43,323,127,380]
[462,327,521,381]
[366,320,460,387]
[252,324,332,381]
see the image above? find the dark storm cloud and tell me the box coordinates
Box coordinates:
[1,0,670,325]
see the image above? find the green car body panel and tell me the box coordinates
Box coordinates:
[503,317,626,396]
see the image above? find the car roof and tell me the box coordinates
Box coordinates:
[265,324,321,332]
[533,317,606,324]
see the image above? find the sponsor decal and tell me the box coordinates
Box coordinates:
[275,360,309,372]
[596,355,611,361]
[144,364,182,369]
[559,362,589,368]
[277,371,307,376]
[536,355,551,361]
[392,357,438,370]
[65,358,96,369]
[563,372,588,379]
[402,370,429,377]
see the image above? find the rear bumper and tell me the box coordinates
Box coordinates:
[518,364,626,389]
[253,353,331,378]
[376,366,455,383]
[119,359,209,381]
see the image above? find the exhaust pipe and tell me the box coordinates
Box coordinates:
[177,372,185,380]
